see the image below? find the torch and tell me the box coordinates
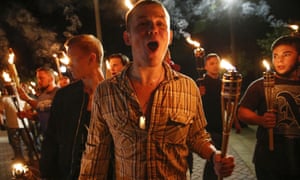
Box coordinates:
[124,0,133,10]
[53,53,63,78]
[185,36,205,86]
[262,60,275,151]
[7,48,20,87]
[11,162,30,179]
[1,72,40,161]
[53,51,70,79]
[219,60,242,180]
[286,24,299,36]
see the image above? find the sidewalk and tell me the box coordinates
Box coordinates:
[0,131,13,180]
[192,125,257,179]
[0,126,258,180]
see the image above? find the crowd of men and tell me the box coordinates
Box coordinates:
[0,1,299,180]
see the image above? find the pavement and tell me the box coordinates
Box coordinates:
[0,125,258,180]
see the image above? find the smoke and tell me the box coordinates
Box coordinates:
[5,8,60,61]
[0,29,10,68]
[162,0,285,36]
[1,0,85,70]
[63,5,82,38]
[35,0,83,38]
[240,1,284,27]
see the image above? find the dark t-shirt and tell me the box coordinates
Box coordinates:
[36,87,59,133]
[239,76,300,173]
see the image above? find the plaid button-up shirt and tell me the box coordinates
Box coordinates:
[79,63,212,180]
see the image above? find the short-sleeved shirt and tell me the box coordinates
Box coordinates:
[36,87,58,133]
[239,76,300,172]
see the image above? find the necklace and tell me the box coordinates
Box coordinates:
[129,68,164,129]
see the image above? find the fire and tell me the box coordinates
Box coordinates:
[186,36,200,48]
[220,59,236,72]
[60,52,70,65]
[12,162,29,178]
[125,0,133,10]
[288,24,299,32]
[262,59,270,72]
[106,60,111,70]
[2,71,12,82]
[53,52,69,65]
[8,48,15,64]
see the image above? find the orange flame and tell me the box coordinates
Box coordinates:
[60,52,70,65]
[186,36,200,48]
[220,59,236,71]
[262,59,271,72]
[8,48,15,64]
[287,24,299,32]
[2,71,12,82]
[125,0,133,10]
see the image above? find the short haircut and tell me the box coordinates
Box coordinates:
[125,0,170,31]
[204,53,220,65]
[108,53,130,66]
[271,35,300,53]
[36,66,56,79]
[64,34,104,64]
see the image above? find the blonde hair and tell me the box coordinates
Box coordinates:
[64,34,104,64]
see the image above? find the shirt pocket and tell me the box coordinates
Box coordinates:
[155,111,194,145]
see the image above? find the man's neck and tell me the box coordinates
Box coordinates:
[207,72,219,79]
[82,70,104,95]
[130,65,165,86]
[43,84,57,94]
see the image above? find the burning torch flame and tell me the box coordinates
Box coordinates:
[186,36,200,48]
[180,30,201,48]
[125,0,133,10]
[262,59,271,72]
[2,72,12,82]
[53,52,70,78]
[220,59,236,72]
[106,60,111,70]
[12,162,29,178]
[287,24,299,32]
[8,49,15,65]
[60,51,70,65]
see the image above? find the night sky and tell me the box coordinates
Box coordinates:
[0,0,299,87]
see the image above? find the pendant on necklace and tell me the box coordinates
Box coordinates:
[139,115,146,129]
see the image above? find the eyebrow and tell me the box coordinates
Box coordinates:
[136,13,166,20]
[274,50,296,54]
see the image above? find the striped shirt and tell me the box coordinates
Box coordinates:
[79,63,213,180]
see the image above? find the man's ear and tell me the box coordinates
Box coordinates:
[89,53,97,64]
[123,31,131,46]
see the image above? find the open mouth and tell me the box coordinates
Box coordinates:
[147,41,159,51]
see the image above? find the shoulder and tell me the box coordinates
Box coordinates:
[55,80,83,96]
[247,77,264,89]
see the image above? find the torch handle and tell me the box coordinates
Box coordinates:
[269,128,274,151]
[55,58,63,78]
[217,132,230,180]
[263,71,275,151]
[221,132,230,158]
[267,109,275,151]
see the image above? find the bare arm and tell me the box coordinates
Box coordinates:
[237,106,276,128]
[17,86,38,109]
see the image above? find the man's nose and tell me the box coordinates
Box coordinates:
[147,22,158,35]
